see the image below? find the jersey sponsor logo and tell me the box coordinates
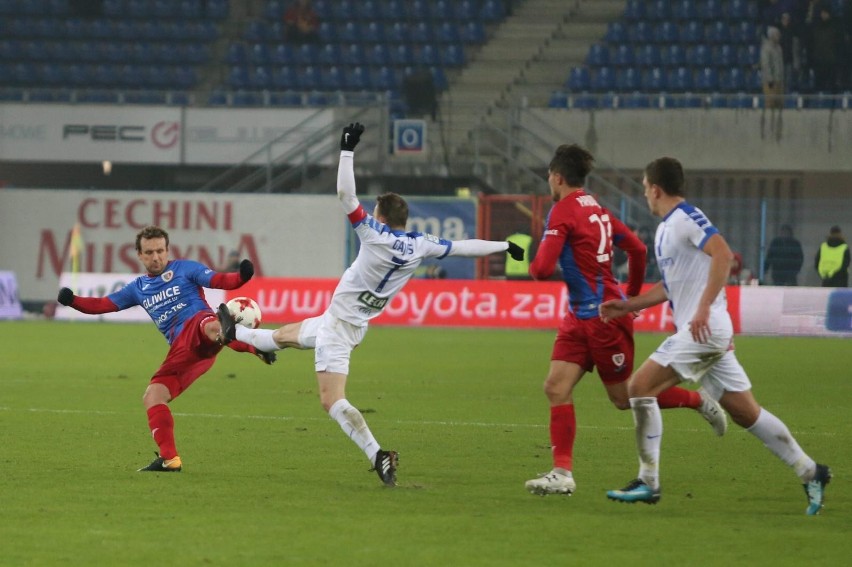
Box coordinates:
[358,291,388,310]
[161,270,174,282]
[142,285,181,310]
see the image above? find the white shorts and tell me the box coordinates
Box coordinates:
[299,311,367,375]
[649,327,751,401]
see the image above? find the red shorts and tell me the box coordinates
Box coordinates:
[150,311,223,399]
[551,310,634,384]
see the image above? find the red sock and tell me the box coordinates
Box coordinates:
[656,386,700,409]
[227,340,255,354]
[550,404,576,471]
[146,404,178,460]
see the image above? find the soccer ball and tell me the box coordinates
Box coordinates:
[226,297,262,329]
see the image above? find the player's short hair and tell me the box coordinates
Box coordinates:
[645,157,685,197]
[136,225,170,252]
[548,144,594,187]
[376,192,408,228]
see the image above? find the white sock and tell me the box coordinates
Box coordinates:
[235,327,281,352]
[328,399,380,463]
[631,397,662,490]
[747,408,816,481]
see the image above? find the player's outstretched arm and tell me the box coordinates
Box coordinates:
[57,287,119,315]
[337,122,364,215]
[209,259,254,290]
[447,239,511,258]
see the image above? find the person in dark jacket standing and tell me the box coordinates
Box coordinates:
[764,225,804,285]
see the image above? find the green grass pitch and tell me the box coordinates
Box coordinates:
[1,321,849,566]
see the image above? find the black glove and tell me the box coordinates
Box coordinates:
[340,122,365,151]
[239,259,254,282]
[507,241,525,261]
[58,287,75,306]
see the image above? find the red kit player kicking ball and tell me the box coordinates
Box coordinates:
[57,225,275,472]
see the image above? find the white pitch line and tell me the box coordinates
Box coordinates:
[0,406,837,436]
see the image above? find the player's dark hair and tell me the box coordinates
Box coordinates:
[548,144,594,187]
[136,225,170,252]
[376,192,408,229]
[645,157,685,197]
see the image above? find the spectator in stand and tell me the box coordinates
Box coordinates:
[763,224,804,286]
[809,4,842,92]
[778,12,802,92]
[283,0,320,44]
[815,225,850,287]
[761,27,785,108]
[761,0,794,26]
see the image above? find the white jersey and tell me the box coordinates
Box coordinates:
[655,202,731,334]
[331,151,508,326]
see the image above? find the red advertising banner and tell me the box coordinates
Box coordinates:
[228,278,741,333]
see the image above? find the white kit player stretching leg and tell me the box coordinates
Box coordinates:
[599,156,831,515]
[218,122,525,486]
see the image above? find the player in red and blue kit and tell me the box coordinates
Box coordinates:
[524,144,728,496]
[57,225,273,472]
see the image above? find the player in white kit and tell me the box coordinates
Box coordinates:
[599,157,831,514]
[219,123,524,486]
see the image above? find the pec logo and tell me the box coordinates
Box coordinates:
[393,119,426,155]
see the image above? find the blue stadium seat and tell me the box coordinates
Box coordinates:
[428,66,448,90]
[622,91,653,108]
[232,91,263,107]
[126,91,168,105]
[713,44,735,67]
[337,21,358,43]
[732,21,758,44]
[719,67,746,92]
[408,0,429,20]
[102,0,121,17]
[671,0,697,20]
[65,63,88,86]
[390,44,413,66]
[38,62,64,85]
[331,0,355,21]
[695,67,719,91]
[301,65,321,90]
[628,21,652,44]
[586,43,609,66]
[567,66,590,91]
[370,65,397,91]
[305,90,330,106]
[642,67,668,91]
[698,0,723,20]
[78,90,119,103]
[127,0,152,19]
[548,91,569,108]
[413,44,439,66]
[362,21,385,43]
[668,66,694,91]
[228,65,250,89]
[265,0,284,19]
[453,0,477,21]
[646,0,671,20]
[345,65,371,90]
[207,90,228,105]
[340,44,365,66]
[295,43,319,65]
[249,43,270,65]
[354,0,380,20]
[35,18,61,39]
[623,0,645,20]
[613,44,635,67]
[655,21,680,44]
[317,21,335,43]
[321,66,345,90]
[386,21,408,43]
[205,0,229,19]
[617,67,641,91]
[636,44,662,67]
[227,43,248,65]
[479,0,505,22]
[153,0,176,18]
[410,21,433,43]
[366,44,390,66]
[431,0,452,20]
[737,44,759,67]
[441,44,465,67]
[318,44,341,65]
[591,67,615,92]
[272,65,299,89]
[249,66,271,89]
[706,21,730,44]
[269,91,304,106]
[178,0,202,18]
[436,22,460,44]
[244,21,269,43]
[681,21,704,43]
[687,45,711,67]
[459,21,486,44]
[605,22,627,43]
[383,0,406,21]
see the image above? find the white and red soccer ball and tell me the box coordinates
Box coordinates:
[225,297,262,329]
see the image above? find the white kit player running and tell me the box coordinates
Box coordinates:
[599,156,831,514]
[218,122,525,486]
